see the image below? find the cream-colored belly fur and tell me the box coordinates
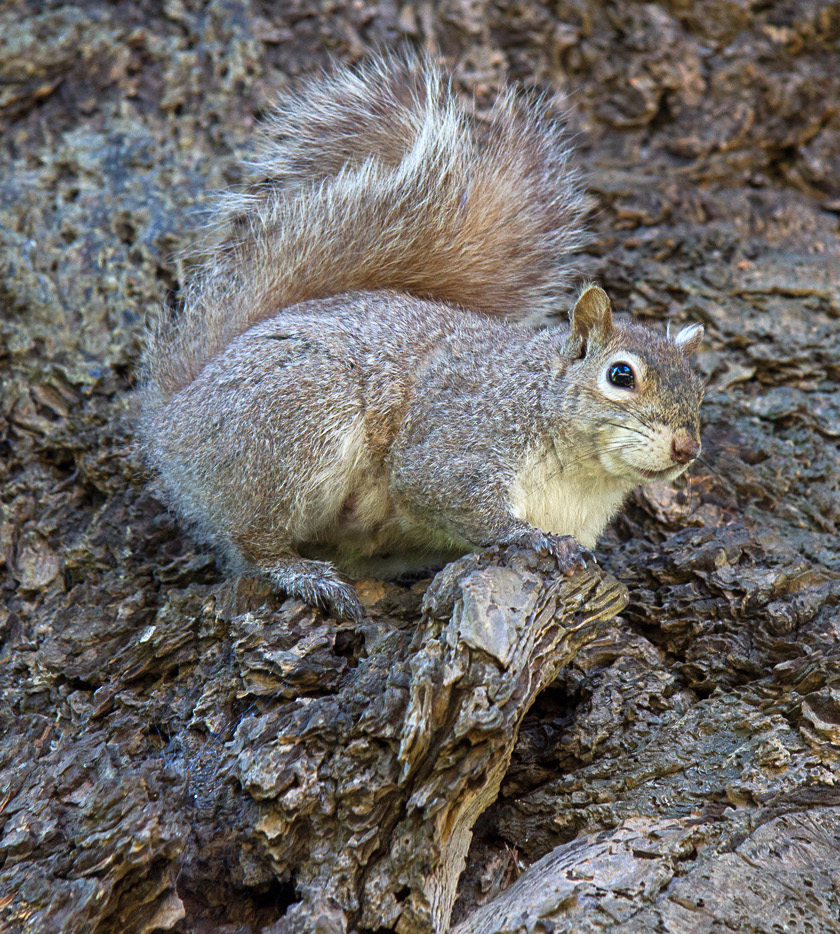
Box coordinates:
[509,447,629,549]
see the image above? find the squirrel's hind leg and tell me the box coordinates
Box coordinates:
[262,556,365,622]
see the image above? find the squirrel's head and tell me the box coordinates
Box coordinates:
[558,284,705,485]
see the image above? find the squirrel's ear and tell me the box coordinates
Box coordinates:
[570,285,613,345]
[673,323,704,356]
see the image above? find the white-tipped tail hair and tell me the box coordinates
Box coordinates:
[145,54,590,403]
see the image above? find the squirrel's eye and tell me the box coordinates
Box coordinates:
[608,363,635,390]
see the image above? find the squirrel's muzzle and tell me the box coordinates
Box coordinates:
[670,430,700,465]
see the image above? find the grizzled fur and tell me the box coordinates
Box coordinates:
[140,57,704,621]
[144,55,590,405]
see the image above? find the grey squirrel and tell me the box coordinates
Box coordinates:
[140,56,704,621]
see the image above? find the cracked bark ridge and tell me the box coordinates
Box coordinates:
[230,549,628,933]
[454,808,840,934]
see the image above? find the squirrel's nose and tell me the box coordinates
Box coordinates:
[671,431,700,465]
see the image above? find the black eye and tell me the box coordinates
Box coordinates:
[608,363,635,389]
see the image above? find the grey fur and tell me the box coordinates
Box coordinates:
[139,57,704,620]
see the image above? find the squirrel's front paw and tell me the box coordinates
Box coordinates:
[533,532,593,576]
[503,529,594,576]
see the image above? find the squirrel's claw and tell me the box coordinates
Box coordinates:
[499,528,593,576]
[533,532,591,576]
[318,581,366,623]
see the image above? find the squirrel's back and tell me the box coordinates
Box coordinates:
[144,54,589,405]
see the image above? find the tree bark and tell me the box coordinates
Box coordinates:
[1,1,839,931]
[229,553,627,933]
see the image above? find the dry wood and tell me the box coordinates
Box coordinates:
[229,551,627,933]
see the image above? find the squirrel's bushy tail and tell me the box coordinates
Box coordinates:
[146,55,589,402]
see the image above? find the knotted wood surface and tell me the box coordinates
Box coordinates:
[229,553,626,933]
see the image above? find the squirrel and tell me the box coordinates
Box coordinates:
[139,55,705,622]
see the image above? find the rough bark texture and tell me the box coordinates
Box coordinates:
[1,1,839,933]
